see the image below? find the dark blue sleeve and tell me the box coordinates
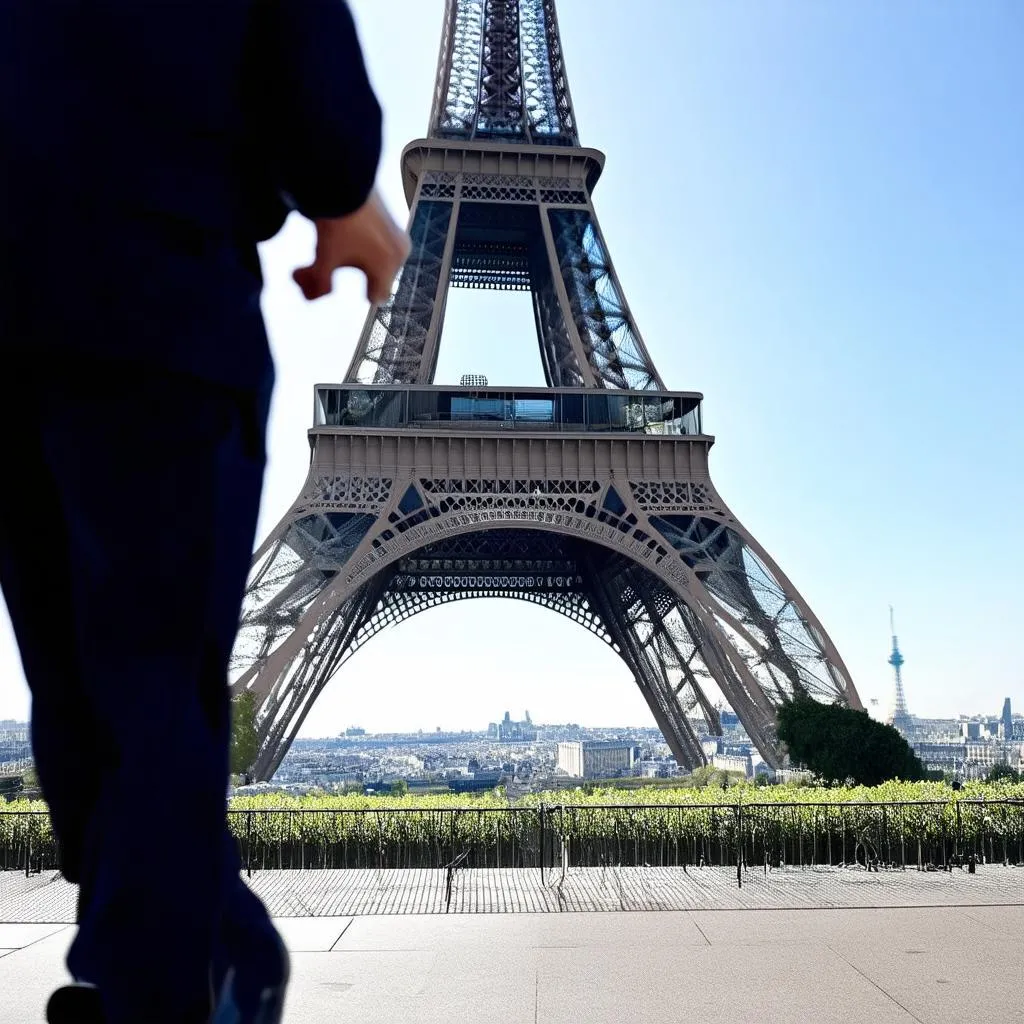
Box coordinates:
[256,0,384,222]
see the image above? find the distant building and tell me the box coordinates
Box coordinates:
[965,743,1009,770]
[712,753,752,778]
[913,736,1023,780]
[0,722,31,766]
[914,741,966,774]
[344,727,366,737]
[497,711,537,743]
[1001,699,1013,740]
[450,767,503,793]
[557,742,583,777]
[701,737,721,760]
[961,721,982,740]
[557,741,635,778]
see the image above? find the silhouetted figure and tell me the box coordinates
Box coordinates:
[1,2,407,1021]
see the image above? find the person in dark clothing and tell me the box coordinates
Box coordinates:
[0,1,409,1021]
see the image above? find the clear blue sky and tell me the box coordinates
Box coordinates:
[1,0,1021,734]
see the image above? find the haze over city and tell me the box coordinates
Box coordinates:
[1,0,1021,736]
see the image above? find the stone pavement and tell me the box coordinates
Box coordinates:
[1,869,1022,1023]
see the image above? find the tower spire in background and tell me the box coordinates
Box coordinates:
[887,606,912,732]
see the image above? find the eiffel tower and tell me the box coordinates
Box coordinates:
[232,0,863,780]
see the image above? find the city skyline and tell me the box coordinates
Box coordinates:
[1,0,1022,732]
[4,691,1019,739]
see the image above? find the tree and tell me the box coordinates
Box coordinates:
[682,765,746,789]
[985,762,1021,784]
[776,695,925,786]
[229,691,260,778]
[388,780,409,797]
[0,776,23,800]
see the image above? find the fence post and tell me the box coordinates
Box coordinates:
[25,830,31,879]
[736,801,743,889]
[955,800,962,863]
[882,805,888,866]
[561,807,570,880]
[246,811,253,879]
[540,803,546,885]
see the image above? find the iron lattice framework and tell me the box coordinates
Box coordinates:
[231,0,862,780]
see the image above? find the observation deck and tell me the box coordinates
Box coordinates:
[312,385,704,438]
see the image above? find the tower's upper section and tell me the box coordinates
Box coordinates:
[428,0,579,147]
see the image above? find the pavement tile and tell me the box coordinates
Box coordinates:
[336,909,709,950]
[281,950,438,1024]
[535,944,919,1024]
[0,926,75,1022]
[957,905,1024,942]
[0,923,70,949]
[283,948,536,1024]
[273,916,353,952]
[689,906,1011,951]
[834,937,1024,1024]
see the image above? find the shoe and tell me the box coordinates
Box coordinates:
[210,938,290,1024]
[46,983,105,1024]
[46,982,209,1023]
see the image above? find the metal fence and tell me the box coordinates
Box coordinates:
[0,810,52,875]
[3,800,1024,881]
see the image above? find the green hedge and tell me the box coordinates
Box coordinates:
[3,783,1023,870]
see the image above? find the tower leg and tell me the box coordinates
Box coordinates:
[581,552,707,769]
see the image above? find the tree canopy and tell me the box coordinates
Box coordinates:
[230,691,260,778]
[776,696,925,786]
[985,762,1021,784]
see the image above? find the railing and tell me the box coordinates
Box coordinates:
[233,807,547,875]
[3,801,1024,882]
[401,415,697,436]
[0,810,52,876]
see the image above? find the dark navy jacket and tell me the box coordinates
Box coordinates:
[0,0,382,390]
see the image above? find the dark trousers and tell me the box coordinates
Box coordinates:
[0,357,277,1022]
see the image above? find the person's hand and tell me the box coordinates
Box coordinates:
[293,190,411,304]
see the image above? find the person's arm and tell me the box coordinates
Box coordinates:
[263,0,383,221]
[252,0,409,303]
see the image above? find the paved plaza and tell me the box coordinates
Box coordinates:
[1,868,1021,1022]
